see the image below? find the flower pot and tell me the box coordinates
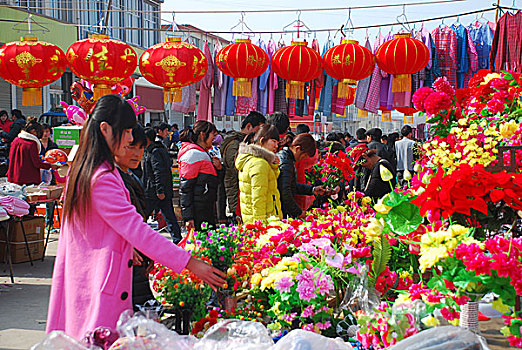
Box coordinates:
[217,289,237,312]
[459,301,479,333]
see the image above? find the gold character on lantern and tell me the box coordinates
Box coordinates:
[11,51,42,78]
[120,48,136,63]
[93,46,111,71]
[343,54,353,66]
[156,55,186,78]
[332,54,342,65]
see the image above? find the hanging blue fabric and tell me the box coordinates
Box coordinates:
[468,23,493,70]
[451,23,470,89]
[318,40,335,117]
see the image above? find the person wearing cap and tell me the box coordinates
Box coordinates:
[365,128,396,170]
[350,144,396,201]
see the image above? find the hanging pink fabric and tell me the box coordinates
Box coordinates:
[197,41,214,121]
[171,38,197,114]
[267,39,278,115]
[309,39,324,117]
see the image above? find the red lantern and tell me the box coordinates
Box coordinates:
[375,34,429,92]
[216,39,268,97]
[0,36,67,106]
[396,106,418,124]
[139,37,207,103]
[272,42,323,99]
[66,34,137,100]
[323,40,375,99]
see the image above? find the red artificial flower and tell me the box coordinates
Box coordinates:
[433,76,455,97]
[424,91,452,116]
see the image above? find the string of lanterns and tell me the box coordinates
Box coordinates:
[0,33,429,112]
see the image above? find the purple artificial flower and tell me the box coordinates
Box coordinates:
[302,323,315,332]
[283,313,297,322]
[310,238,331,249]
[325,253,344,269]
[220,246,226,251]
[296,269,315,284]
[316,321,332,330]
[275,276,294,293]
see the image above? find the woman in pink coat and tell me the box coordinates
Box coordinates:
[46,95,225,340]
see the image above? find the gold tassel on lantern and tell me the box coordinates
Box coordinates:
[286,81,305,99]
[233,78,251,97]
[392,74,412,93]
[22,87,42,106]
[93,84,113,100]
[338,79,357,99]
[163,88,183,103]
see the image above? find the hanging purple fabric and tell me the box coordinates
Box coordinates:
[257,39,269,115]
[267,39,278,115]
[354,39,373,109]
[213,42,227,117]
[379,32,394,110]
[197,41,213,121]
[364,33,386,113]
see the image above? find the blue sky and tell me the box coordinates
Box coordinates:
[161,0,511,45]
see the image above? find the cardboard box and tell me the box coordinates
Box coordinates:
[53,126,82,148]
[25,185,64,200]
[9,217,45,242]
[42,185,63,199]
[0,240,44,263]
[0,217,45,263]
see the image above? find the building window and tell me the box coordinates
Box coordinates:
[142,1,159,47]
[124,0,141,47]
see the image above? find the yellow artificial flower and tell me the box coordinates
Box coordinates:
[403,169,413,181]
[447,224,470,238]
[500,119,519,139]
[374,197,392,215]
[363,217,384,242]
[380,165,394,182]
[251,273,262,286]
[492,298,511,314]
[419,246,449,272]
[421,315,440,328]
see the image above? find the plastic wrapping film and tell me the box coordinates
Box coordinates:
[272,329,354,350]
[388,326,490,350]
[30,331,92,350]
[194,319,274,350]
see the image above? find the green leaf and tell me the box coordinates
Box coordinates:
[369,236,392,286]
[385,201,422,236]
[383,191,409,208]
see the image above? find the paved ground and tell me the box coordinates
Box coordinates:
[0,230,515,349]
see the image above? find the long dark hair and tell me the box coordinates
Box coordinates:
[24,117,43,138]
[179,120,217,144]
[63,95,136,220]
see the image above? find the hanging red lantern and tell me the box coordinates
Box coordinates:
[0,36,67,106]
[216,39,268,97]
[272,42,323,99]
[375,33,429,93]
[66,34,137,100]
[396,106,418,124]
[323,40,375,99]
[139,37,207,103]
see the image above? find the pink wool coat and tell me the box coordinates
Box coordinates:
[46,163,191,340]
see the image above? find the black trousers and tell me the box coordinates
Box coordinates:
[145,196,182,243]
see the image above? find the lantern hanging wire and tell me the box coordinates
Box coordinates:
[230,12,256,40]
[282,10,311,41]
[396,5,412,32]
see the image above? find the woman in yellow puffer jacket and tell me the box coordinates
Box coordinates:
[235,124,282,225]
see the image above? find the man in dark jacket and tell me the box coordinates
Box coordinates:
[1,109,25,146]
[366,128,396,169]
[142,127,181,243]
[221,111,266,220]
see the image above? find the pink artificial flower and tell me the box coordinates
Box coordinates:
[490,78,509,91]
[296,281,316,301]
[316,321,332,330]
[275,275,295,293]
[301,305,315,318]
[486,98,506,114]
[433,76,455,97]
[302,323,315,332]
[412,86,434,112]
[424,91,452,116]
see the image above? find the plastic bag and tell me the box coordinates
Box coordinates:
[0,182,27,199]
[271,329,354,350]
[114,311,196,350]
[339,265,380,315]
[388,326,490,350]
[41,169,52,185]
[194,320,274,350]
[31,331,93,350]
